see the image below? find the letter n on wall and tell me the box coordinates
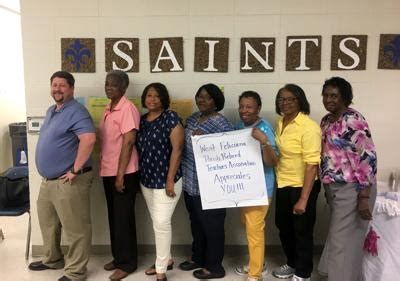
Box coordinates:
[149,37,184,73]
[331,35,367,70]
[240,38,275,73]
[105,38,139,72]
[194,37,229,72]
[61,38,95,73]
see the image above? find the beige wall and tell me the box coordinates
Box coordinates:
[0,3,26,171]
[21,0,400,249]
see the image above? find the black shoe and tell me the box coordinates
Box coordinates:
[28,261,52,271]
[58,276,71,281]
[145,262,174,275]
[193,269,225,279]
[179,260,201,271]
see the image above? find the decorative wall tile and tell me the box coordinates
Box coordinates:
[105,38,139,72]
[194,37,229,72]
[286,35,321,71]
[149,37,184,72]
[61,38,95,73]
[378,34,400,70]
[240,38,275,72]
[331,35,367,70]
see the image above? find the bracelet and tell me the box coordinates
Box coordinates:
[262,140,271,147]
[358,195,370,199]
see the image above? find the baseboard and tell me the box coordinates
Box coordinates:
[32,244,323,257]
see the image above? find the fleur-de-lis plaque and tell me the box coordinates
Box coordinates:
[62,38,95,73]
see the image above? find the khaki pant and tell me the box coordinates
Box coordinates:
[37,172,93,280]
[240,202,270,279]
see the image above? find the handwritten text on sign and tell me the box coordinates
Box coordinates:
[192,129,268,210]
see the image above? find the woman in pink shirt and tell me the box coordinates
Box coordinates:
[99,70,141,280]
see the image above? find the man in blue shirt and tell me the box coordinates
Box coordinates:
[28,71,96,281]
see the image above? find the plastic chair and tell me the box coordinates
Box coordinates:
[0,166,31,260]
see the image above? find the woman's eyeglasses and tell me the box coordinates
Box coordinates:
[277,97,297,104]
[196,95,213,101]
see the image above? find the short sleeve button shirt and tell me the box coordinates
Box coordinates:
[275,112,321,188]
[137,110,181,189]
[99,95,140,177]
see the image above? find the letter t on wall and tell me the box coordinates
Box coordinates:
[286,36,322,71]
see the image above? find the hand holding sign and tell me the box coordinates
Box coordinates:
[192,128,268,210]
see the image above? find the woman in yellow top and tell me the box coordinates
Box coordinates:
[271,84,321,281]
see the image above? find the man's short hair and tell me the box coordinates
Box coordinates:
[50,71,75,87]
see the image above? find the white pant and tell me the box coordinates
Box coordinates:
[141,179,182,273]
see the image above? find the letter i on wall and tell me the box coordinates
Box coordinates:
[194,37,229,72]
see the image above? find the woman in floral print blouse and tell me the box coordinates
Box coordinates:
[318,76,377,281]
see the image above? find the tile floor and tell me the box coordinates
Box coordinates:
[0,215,326,281]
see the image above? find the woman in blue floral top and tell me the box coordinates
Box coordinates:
[179,83,233,280]
[318,77,377,281]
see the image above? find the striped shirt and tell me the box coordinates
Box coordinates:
[182,112,234,196]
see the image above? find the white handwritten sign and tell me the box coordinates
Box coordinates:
[192,128,268,210]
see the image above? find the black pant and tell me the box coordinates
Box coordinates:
[275,180,321,278]
[103,172,140,273]
[183,191,226,274]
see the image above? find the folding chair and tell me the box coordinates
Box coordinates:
[0,166,31,260]
[0,204,31,260]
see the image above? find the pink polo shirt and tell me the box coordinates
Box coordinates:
[99,95,140,177]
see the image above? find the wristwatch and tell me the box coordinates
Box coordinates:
[70,167,78,175]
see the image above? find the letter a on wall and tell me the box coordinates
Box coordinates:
[149,37,184,73]
[194,37,229,72]
[105,38,139,72]
[61,38,96,73]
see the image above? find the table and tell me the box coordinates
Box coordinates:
[362,182,400,281]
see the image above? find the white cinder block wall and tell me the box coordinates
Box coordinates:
[21,0,400,250]
[0,3,26,171]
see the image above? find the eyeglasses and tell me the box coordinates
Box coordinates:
[195,95,213,101]
[277,97,297,104]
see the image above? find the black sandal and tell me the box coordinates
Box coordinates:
[144,262,174,275]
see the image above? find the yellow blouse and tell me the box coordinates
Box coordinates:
[275,112,321,188]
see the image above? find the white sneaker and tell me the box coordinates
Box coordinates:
[292,274,310,281]
[234,263,268,276]
[272,264,295,279]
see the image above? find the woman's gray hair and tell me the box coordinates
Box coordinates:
[106,70,130,90]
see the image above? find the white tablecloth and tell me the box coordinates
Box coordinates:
[362,187,400,281]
